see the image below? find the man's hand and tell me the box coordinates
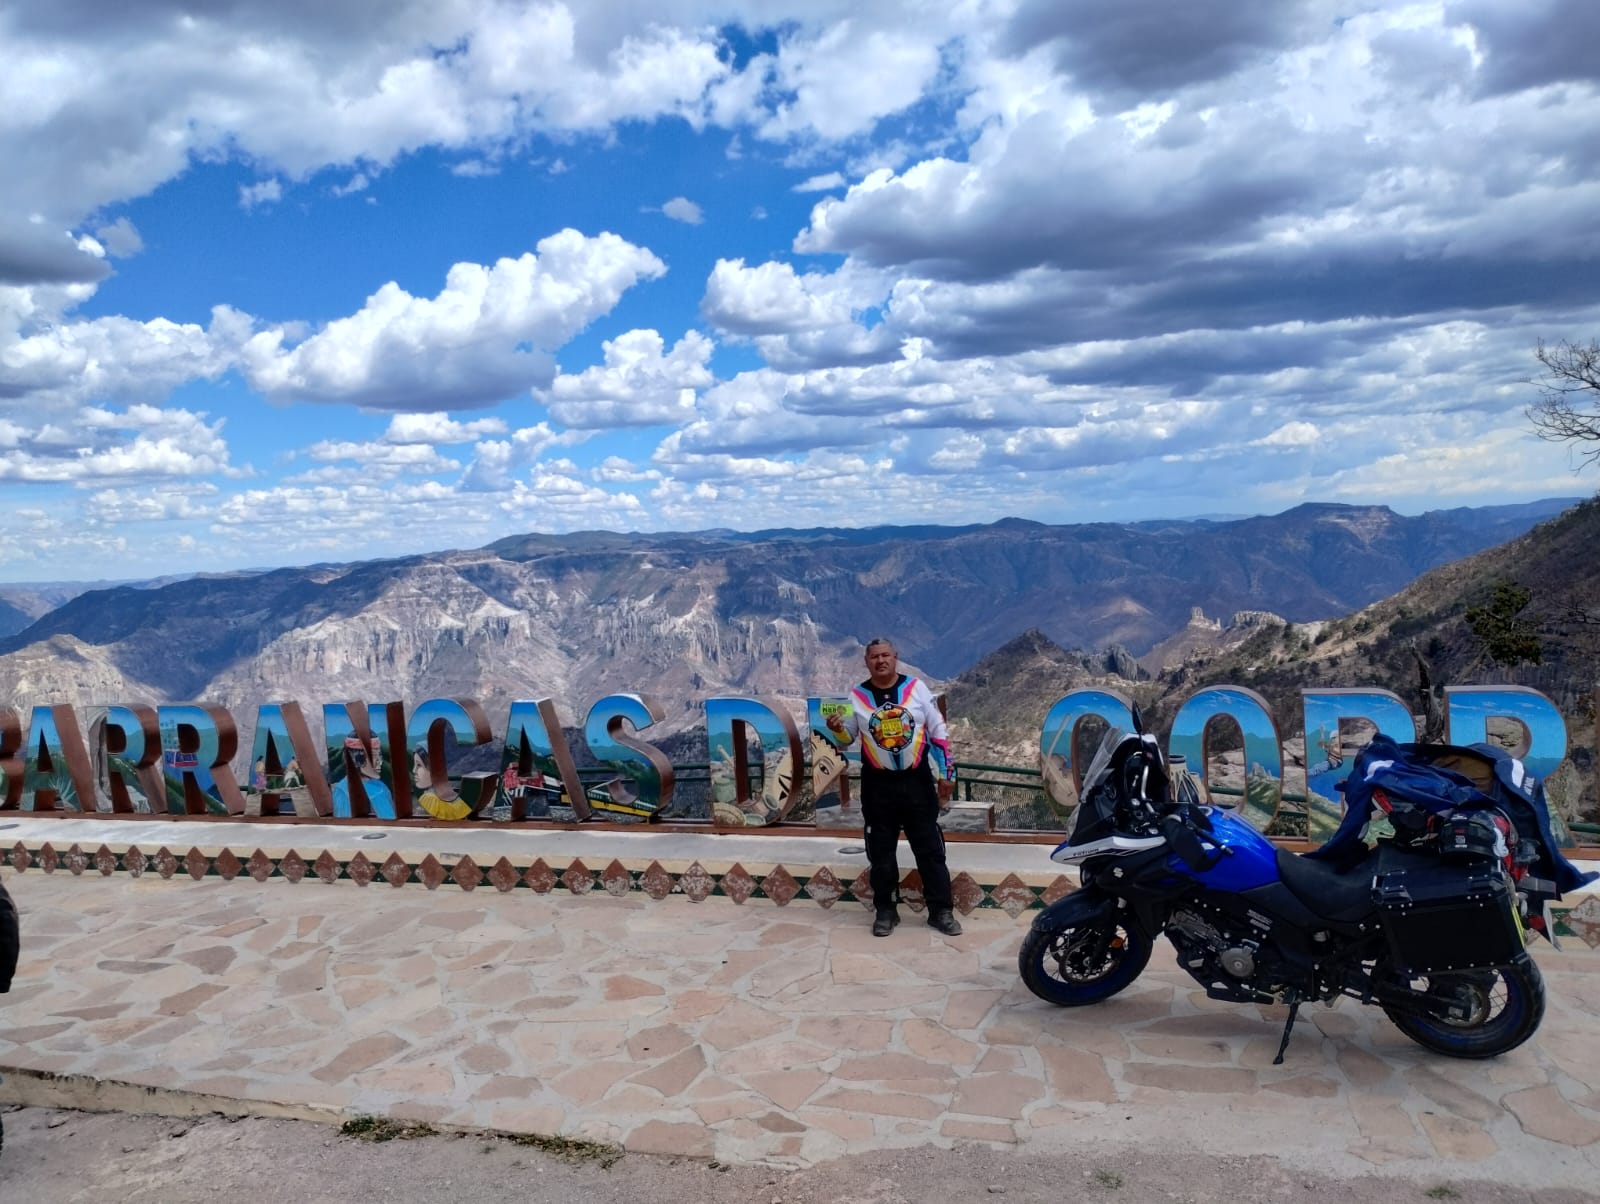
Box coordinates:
[937,780,954,809]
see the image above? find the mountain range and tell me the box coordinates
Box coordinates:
[0,498,1582,741]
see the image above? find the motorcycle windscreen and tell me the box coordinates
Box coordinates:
[1066,727,1130,846]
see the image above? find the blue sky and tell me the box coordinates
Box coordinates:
[2,0,1598,583]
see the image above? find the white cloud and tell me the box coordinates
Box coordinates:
[702,258,886,337]
[83,483,219,523]
[0,405,233,483]
[239,179,283,210]
[381,413,509,444]
[459,422,586,491]
[92,218,144,258]
[540,330,714,427]
[239,229,666,411]
[794,172,845,192]
[661,197,704,225]
[758,21,946,142]
[300,440,461,476]
[0,303,252,413]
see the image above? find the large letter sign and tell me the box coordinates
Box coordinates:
[0,679,1588,850]
[1168,687,1284,833]
[1038,689,1136,819]
[1301,689,1414,844]
[704,696,803,827]
[584,694,675,820]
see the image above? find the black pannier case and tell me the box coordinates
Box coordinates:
[1372,863,1523,976]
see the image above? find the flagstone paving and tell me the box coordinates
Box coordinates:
[2,857,1599,1190]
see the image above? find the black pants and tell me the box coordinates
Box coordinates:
[861,771,952,912]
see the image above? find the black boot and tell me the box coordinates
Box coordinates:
[872,908,899,937]
[928,908,963,936]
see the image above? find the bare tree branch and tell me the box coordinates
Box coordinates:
[1528,338,1600,470]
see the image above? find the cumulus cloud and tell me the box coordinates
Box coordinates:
[299,440,461,477]
[91,217,144,259]
[3,0,1599,574]
[540,329,714,427]
[83,483,219,523]
[757,20,946,141]
[0,404,233,483]
[239,180,283,210]
[459,422,586,492]
[0,218,111,287]
[661,197,704,224]
[381,413,509,444]
[239,229,666,411]
[0,303,252,412]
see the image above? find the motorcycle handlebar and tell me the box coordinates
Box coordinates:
[1162,813,1223,872]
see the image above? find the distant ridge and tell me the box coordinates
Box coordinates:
[0,498,1581,723]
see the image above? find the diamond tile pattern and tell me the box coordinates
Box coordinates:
[0,830,1587,966]
[721,863,756,904]
[680,861,714,903]
[278,849,307,884]
[450,854,483,891]
[761,864,799,906]
[345,851,375,887]
[802,865,843,908]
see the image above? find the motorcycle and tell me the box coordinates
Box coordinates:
[1018,710,1596,1061]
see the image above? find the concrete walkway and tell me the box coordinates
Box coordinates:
[2,833,1600,1191]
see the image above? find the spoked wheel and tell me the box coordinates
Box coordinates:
[1018,918,1153,1006]
[1380,957,1545,1058]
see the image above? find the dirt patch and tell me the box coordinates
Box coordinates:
[2,1105,1595,1204]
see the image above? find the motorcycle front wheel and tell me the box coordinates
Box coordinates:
[1380,956,1546,1058]
[1018,919,1153,1007]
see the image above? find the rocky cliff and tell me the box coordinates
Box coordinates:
[0,499,1579,732]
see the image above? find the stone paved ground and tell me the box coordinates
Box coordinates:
[1,864,1599,1193]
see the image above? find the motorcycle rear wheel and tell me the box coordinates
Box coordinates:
[1380,957,1545,1058]
[1018,919,1152,1007]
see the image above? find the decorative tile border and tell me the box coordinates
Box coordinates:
[2,839,1071,918]
[4,838,1595,945]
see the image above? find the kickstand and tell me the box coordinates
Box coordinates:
[1272,996,1302,1066]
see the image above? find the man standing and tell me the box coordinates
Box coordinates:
[0,874,17,1156]
[828,637,962,937]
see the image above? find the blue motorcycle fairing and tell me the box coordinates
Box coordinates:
[1169,807,1281,892]
[1029,886,1119,936]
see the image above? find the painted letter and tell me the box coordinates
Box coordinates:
[584,694,674,820]
[246,702,332,817]
[1170,687,1284,834]
[156,704,245,815]
[704,696,804,827]
[1038,689,1136,819]
[101,704,168,813]
[497,699,590,821]
[323,702,405,819]
[406,698,493,821]
[23,705,99,812]
[1301,689,1414,844]
[1445,685,1568,782]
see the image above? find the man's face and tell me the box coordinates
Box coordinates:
[865,642,898,681]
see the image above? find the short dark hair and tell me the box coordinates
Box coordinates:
[865,637,896,653]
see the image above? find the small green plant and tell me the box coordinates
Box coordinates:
[1424,1187,1460,1200]
[340,1115,438,1142]
[1091,1168,1123,1189]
